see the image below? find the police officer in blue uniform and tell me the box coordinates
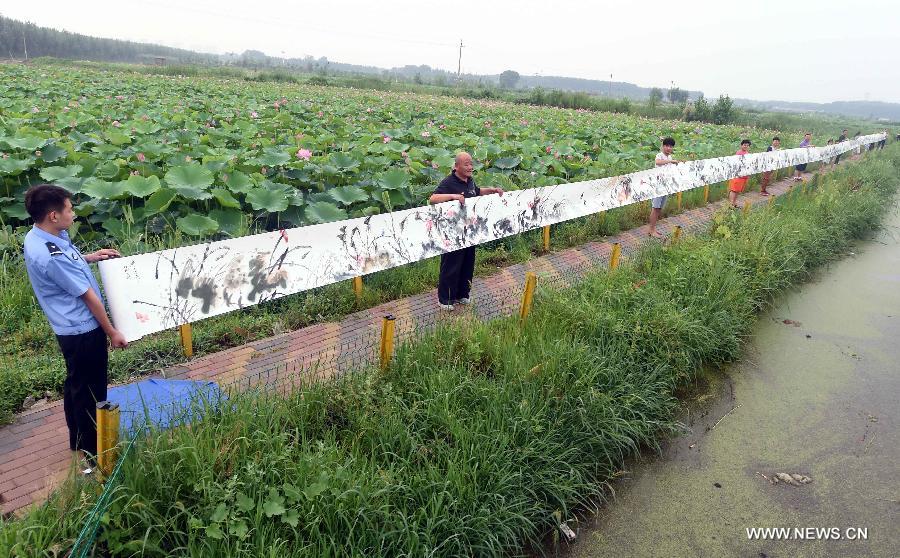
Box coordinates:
[428,152,504,310]
[23,184,128,467]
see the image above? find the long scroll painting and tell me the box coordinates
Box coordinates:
[100,134,885,341]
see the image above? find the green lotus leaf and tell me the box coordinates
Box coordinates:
[165,163,214,192]
[124,175,162,197]
[176,213,220,236]
[81,177,127,200]
[37,144,68,163]
[329,152,360,171]
[328,185,369,206]
[0,157,33,176]
[306,201,348,224]
[246,187,290,212]
[223,171,254,194]
[144,188,178,215]
[211,188,241,209]
[257,148,291,167]
[209,208,244,237]
[493,156,522,169]
[96,161,121,180]
[1,136,49,151]
[55,176,87,194]
[1,203,29,220]
[102,218,126,238]
[377,168,410,190]
[40,165,83,181]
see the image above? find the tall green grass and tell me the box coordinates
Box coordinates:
[2,149,897,556]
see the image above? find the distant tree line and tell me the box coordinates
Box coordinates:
[0,15,218,64]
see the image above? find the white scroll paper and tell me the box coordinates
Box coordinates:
[100,133,886,341]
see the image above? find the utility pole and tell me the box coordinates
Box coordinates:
[456,40,464,86]
[23,31,28,61]
[608,73,612,97]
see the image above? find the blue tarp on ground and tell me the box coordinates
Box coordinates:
[107,379,224,437]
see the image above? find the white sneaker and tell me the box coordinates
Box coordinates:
[454,297,471,305]
[439,302,454,311]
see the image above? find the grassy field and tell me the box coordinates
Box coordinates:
[2,146,897,557]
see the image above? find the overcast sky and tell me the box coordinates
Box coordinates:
[4,0,898,104]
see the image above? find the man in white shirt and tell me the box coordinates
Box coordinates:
[648,137,682,238]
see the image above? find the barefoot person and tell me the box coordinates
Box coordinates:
[23,184,128,472]
[728,140,752,208]
[648,137,683,238]
[429,153,504,310]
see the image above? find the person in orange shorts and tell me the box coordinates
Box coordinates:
[728,139,751,208]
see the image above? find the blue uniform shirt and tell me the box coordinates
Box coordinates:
[23,226,103,336]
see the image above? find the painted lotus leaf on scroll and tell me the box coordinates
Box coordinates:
[100,135,885,341]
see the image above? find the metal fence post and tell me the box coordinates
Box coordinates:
[96,401,120,477]
[179,324,193,358]
[519,272,538,323]
[609,242,621,270]
[379,315,396,371]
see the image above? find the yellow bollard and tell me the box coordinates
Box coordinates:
[672,226,682,243]
[742,200,751,216]
[703,185,709,204]
[353,276,364,302]
[676,191,683,211]
[379,315,396,371]
[96,401,120,478]
[768,195,775,208]
[519,272,538,323]
[542,225,551,253]
[609,242,621,270]
[179,323,193,358]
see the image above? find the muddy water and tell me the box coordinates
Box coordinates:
[569,207,900,558]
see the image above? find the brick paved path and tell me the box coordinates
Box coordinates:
[0,172,809,516]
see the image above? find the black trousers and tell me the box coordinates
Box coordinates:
[438,246,476,304]
[56,327,108,457]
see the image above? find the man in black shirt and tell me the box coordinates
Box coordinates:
[429,152,504,310]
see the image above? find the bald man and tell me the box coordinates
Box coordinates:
[429,152,504,310]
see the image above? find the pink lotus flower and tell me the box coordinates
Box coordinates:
[421,131,430,138]
[383,135,391,143]
[439,124,446,130]
[296,148,312,160]
[115,95,125,101]
[317,111,324,117]
[261,166,268,174]
[250,111,258,118]
[432,162,439,169]
[31,107,39,113]
[546,146,552,153]
[137,153,146,162]
[62,106,70,112]
[401,151,408,158]
[112,120,122,127]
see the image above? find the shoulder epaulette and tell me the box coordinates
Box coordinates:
[45,242,63,256]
